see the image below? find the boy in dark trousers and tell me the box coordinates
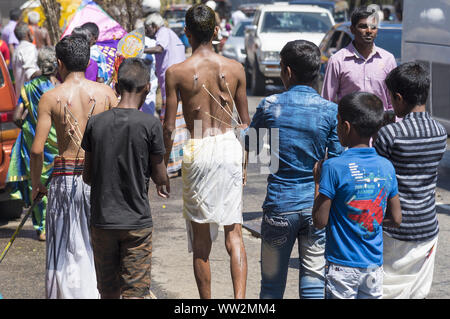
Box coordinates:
[81,58,169,299]
[312,92,402,299]
[374,62,447,299]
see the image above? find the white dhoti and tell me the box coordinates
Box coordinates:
[182,130,243,252]
[382,232,438,299]
[46,157,99,299]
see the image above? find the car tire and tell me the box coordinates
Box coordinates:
[244,58,251,89]
[251,61,266,96]
[0,200,24,220]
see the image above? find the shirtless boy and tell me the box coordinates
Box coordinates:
[161,4,250,299]
[30,34,118,299]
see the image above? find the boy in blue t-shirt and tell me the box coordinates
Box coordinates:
[312,92,402,299]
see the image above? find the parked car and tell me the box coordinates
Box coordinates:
[318,21,402,90]
[222,18,253,64]
[245,4,335,95]
[163,4,191,47]
[0,53,22,218]
[289,0,349,23]
[237,3,264,19]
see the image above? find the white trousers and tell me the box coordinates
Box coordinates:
[382,233,438,299]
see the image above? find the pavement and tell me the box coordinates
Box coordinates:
[1,93,450,299]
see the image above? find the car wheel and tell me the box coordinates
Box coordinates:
[0,200,24,220]
[251,61,266,96]
[244,58,251,89]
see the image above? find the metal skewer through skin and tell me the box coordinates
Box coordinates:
[202,84,241,127]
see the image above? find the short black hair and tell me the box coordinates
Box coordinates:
[185,4,216,44]
[385,62,430,108]
[10,8,21,21]
[338,92,384,138]
[117,58,150,93]
[81,22,100,40]
[280,40,320,85]
[351,6,377,26]
[55,35,90,72]
[71,27,92,43]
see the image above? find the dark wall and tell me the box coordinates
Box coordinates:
[0,0,28,26]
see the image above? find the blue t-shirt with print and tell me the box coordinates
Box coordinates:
[319,147,398,268]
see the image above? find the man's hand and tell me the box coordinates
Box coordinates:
[156,177,170,198]
[31,182,48,203]
[313,159,324,184]
[243,150,248,186]
[13,105,28,128]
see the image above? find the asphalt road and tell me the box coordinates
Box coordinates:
[1,90,450,299]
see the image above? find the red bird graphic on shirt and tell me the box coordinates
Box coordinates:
[347,188,387,233]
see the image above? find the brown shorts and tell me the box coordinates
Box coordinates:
[90,226,153,298]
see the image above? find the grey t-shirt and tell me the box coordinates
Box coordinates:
[81,108,165,229]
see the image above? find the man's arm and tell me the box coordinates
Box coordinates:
[143,45,164,55]
[23,47,40,81]
[373,126,394,159]
[384,55,398,110]
[44,29,52,46]
[234,63,250,128]
[82,151,92,186]
[104,86,119,109]
[162,66,178,166]
[30,93,53,200]
[234,63,251,185]
[321,58,340,103]
[326,107,344,158]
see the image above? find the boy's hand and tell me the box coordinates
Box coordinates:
[156,177,170,198]
[313,160,324,184]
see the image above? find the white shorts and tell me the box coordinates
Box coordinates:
[382,233,438,299]
[325,262,383,299]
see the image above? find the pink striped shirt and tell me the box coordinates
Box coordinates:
[321,42,397,111]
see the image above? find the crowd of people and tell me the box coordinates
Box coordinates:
[0,2,446,300]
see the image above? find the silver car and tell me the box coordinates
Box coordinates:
[222,19,253,64]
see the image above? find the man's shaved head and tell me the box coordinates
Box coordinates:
[117,58,150,93]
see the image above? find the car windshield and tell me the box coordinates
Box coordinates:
[375,28,402,60]
[164,10,186,21]
[261,11,332,33]
[233,21,252,37]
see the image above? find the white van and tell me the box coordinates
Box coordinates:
[402,0,450,133]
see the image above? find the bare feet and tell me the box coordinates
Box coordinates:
[37,231,46,241]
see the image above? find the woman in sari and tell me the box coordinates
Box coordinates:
[6,46,59,241]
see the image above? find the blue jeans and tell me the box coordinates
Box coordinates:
[260,210,326,299]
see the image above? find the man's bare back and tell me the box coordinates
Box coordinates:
[165,48,250,137]
[31,25,51,49]
[38,74,118,158]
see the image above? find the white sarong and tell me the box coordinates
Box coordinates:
[182,130,243,252]
[46,173,99,299]
[382,232,438,299]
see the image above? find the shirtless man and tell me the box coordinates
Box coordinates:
[27,11,51,49]
[30,34,118,299]
[161,4,250,299]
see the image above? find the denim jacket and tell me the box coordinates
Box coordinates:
[248,85,343,213]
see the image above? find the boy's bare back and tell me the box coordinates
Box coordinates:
[41,77,118,158]
[165,50,249,136]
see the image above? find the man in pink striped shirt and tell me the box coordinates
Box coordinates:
[322,7,397,111]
